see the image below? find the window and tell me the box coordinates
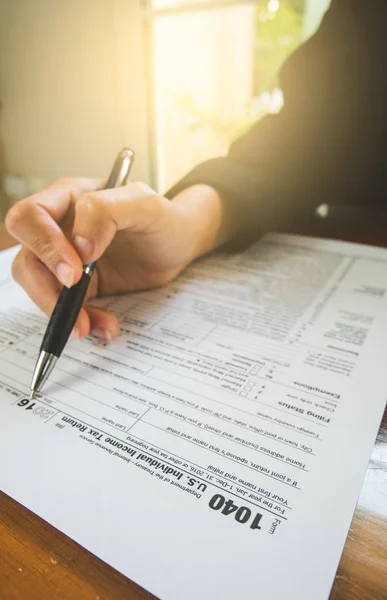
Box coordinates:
[146,0,330,191]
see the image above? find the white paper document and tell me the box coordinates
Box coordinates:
[0,234,386,599]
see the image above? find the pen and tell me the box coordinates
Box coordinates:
[29,147,135,399]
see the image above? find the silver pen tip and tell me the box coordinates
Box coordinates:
[29,390,36,400]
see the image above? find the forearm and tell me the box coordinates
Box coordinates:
[166,0,385,247]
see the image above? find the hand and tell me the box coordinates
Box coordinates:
[5,179,226,341]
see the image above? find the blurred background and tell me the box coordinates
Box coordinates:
[0,0,330,220]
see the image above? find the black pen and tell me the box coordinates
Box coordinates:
[29,147,134,399]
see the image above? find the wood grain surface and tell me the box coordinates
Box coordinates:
[0,219,386,600]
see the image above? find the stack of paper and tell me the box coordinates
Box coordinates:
[0,234,386,600]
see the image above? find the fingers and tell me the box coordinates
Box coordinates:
[87,305,120,342]
[6,178,168,287]
[32,178,105,222]
[12,248,119,342]
[7,201,81,288]
[11,247,90,336]
[6,178,168,344]
[72,181,169,263]
[6,178,103,288]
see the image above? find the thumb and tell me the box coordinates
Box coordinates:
[72,181,167,263]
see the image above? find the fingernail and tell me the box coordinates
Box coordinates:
[57,262,74,288]
[72,327,80,339]
[91,328,113,343]
[73,236,94,259]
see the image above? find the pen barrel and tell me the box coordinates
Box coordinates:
[40,270,92,357]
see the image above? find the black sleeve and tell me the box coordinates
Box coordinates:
[165,0,387,246]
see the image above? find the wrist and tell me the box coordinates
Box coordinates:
[171,184,231,261]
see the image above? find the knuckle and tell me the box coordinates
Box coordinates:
[134,181,156,197]
[77,192,115,219]
[75,192,93,214]
[5,201,28,234]
[148,193,164,217]
[33,237,59,265]
[98,191,117,212]
[134,180,151,191]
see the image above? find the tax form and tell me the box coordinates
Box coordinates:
[0,234,386,600]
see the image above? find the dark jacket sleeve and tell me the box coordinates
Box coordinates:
[165,0,387,246]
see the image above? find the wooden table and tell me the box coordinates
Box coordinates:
[0,220,386,600]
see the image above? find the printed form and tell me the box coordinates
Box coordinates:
[0,234,386,600]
